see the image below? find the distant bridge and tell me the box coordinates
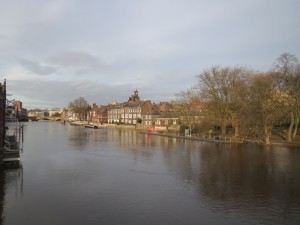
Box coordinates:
[28,116,61,121]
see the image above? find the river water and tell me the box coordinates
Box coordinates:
[0,122,300,225]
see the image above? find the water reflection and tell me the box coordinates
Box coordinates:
[166,143,300,224]
[106,130,300,224]
[68,126,89,149]
[0,169,4,224]
[0,165,23,224]
[2,123,300,225]
[67,126,109,150]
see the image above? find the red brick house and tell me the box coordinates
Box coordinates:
[91,103,109,124]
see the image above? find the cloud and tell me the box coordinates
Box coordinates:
[38,1,68,23]
[17,51,109,76]
[6,78,176,109]
[18,58,58,75]
[1,0,299,109]
[47,51,109,75]
[0,34,8,40]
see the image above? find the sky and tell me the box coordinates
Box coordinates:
[0,0,299,109]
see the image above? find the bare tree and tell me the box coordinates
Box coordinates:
[273,52,300,141]
[197,66,251,138]
[175,88,202,136]
[68,97,89,121]
[249,72,292,144]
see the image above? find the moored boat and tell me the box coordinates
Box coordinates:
[85,124,98,129]
[69,121,84,126]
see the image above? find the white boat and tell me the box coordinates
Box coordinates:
[69,121,84,126]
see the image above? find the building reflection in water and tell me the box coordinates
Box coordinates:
[0,170,4,224]
[0,164,23,224]
[107,129,183,160]
[68,126,111,150]
[160,142,300,223]
[68,126,89,149]
[107,130,300,223]
[66,127,300,223]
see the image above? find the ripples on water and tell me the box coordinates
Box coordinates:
[1,122,300,225]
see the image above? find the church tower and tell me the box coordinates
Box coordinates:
[128,89,140,102]
[134,89,140,101]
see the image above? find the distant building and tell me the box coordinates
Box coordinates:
[123,100,152,125]
[48,108,64,117]
[155,112,179,131]
[108,103,126,124]
[142,110,161,127]
[90,104,109,124]
[128,89,140,102]
[107,89,153,125]
[36,111,49,117]
[60,108,69,121]
[13,100,28,121]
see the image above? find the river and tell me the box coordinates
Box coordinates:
[0,122,299,225]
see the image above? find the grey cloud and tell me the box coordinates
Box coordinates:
[46,51,109,75]
[18,58,58,75]
[7,78,175,109]
[0,34,9,40]
[8,79,134,109]
[18,51,109,76]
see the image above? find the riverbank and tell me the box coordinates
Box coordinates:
[65,121,300,147]
[142,129,300,148]
[141,131,232,144]
[270,134,300,148]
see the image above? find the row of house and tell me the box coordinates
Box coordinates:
[62,89,182,131]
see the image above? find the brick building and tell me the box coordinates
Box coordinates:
[0,80,6,166]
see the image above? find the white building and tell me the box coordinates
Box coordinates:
[48,108,64,117]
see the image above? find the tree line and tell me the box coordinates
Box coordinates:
[68,52,299,144]
[176,53,300,144]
